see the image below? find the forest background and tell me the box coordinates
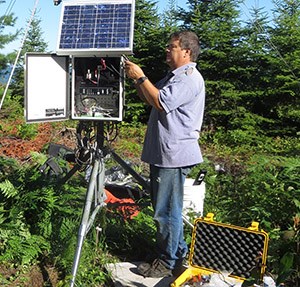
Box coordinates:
[0,0,299,286]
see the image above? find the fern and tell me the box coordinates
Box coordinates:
[0,233,48,265]
[0,179,18,199]
[0,155,88,270]
[0,205,6,225]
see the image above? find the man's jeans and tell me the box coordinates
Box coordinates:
[149,165,191,269]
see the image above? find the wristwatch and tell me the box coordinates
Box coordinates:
[135,76,148,85]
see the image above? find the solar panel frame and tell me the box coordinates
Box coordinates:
[56,0,135,56]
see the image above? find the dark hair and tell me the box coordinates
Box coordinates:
[169,30,200,61]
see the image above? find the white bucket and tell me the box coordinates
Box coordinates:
[183,178,205,217]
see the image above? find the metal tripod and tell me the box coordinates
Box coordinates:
[66,121,149,287]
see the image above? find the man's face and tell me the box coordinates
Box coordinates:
[165,38,190,69]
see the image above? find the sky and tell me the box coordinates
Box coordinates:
[1,0,275,55]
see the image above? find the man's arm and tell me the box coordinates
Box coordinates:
[135,83,150,105]
[125,60,163,112]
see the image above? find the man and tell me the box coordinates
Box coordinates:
[124,30,205,278]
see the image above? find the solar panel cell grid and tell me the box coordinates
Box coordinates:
[59,3,132,51]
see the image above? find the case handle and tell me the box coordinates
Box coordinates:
[248,221,260,231]
[204,212,215,222]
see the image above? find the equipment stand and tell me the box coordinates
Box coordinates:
[68,122,149,287]
[70,156,105,287]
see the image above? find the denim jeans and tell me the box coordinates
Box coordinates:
[149,165,191,269]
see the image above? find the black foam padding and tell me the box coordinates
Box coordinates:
[190,221,266,279]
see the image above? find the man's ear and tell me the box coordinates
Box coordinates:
[185,49,191,58]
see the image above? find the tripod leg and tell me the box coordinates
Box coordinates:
[70,158,100,287]
[110,149,150,191]
[87,157,106,233]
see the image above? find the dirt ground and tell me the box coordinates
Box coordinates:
[0,263,59,287]
[0,122,77,160]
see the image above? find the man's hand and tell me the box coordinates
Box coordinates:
[124,60,145,81]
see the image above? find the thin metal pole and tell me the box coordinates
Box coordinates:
[0,0,40,110]
[69,122,107,287]
[70,158,100,287]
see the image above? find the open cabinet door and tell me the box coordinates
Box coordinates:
[25,53,70,123]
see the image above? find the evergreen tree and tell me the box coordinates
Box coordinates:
[177,0,299,143]
[179,1,247,134]
[124,0,166,123]
[266,0,300,136]
[230,5,275,136]
[160,0,181,36]
[132,0,166,82]
[10,13,48,98]
[0,0,19,76]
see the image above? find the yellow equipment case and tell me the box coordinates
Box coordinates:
[171,213,269,287]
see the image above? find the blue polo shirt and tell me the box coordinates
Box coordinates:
[141,62,205,167]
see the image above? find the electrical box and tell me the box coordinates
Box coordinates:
[72,56,125,120]
[24,0,135,123]
[25,54,126,122]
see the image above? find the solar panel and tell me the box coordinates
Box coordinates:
[56,0,135,56]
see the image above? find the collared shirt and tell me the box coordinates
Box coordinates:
[141,62,205,167]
